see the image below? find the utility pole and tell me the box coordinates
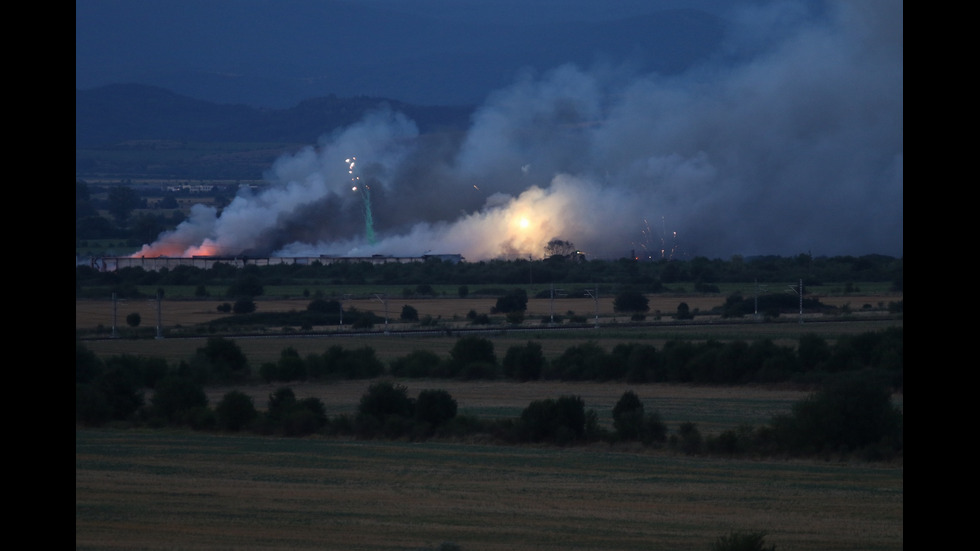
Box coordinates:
[375,294,389,335]
[550,284,555,325]
[339,293,349,327]
[585,285,599,329]
[111,292,119,338]
[155,289,164,339]
[787,278,804,324]
[799,278,803,324]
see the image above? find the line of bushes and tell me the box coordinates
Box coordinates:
[76,346,902,461]
[248,328,902,389]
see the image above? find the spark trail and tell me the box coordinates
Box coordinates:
[348,157,376,245]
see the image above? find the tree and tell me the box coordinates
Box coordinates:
[674,422,702,454]
[494,288,528,313]
[266,387,297,423]
[227,274,264,298]
[390,349,442,378]
[770,373,902,458]
[194,337,249,381]
[107,185,140,223]
[307,298,340,313]
[502,341,545,381]
[149,376,208,425]
[215,390,257,431]
[448,336,497,378]
[711,531,776,551]
[275,347,307,381]
[520,395,587,444]
[358,381,414,422]
[612,391,645,440]
[613,291,649,314]
[126,312,141,329]
[400,304,419,321]
[797,334,831,371]
[76,363,145,425]
[415,389,458,427]
[545,238,576,257]
[232,297,256,314]
[675,302,694,320]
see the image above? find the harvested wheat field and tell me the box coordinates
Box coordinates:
[76,428,902,551]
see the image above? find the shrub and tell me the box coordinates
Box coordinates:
[448,336,496,377]
[675,302,694,320]
[232,297,256,314]
[358,381,414,423]
[391,349,443,378]
[415,389,458,427]
[315,346,385,380]
[126,312,141,329]
[502,341,545,381]
[215,390,258,431]
[149,376,208,425]
[307,298,340,313]
[266,387,297,423]
[612,391,644,440]
[673,422,702,455]
[641,411,668,445]
[76,342,104,384]
[519,395,587,444]
[227,274,263,297]
[194,336,249,382]
[352,313,375,329]
[613,291,649,314]
[548,341,608,380]
[281,397,328,436]
[494,288,528,313]
[770,373,902,458]
[711,530,776,551]
[400,304,419,321]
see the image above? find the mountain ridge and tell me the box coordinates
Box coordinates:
[76,83,476,149]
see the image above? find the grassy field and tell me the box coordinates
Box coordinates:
[76,291,903,549]
[77,289,901,363]
[76,428,903,551]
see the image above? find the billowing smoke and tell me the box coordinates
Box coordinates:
[133,0,902,261]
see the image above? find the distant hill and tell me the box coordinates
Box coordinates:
[75,84,475,180]
[76,84,475,148]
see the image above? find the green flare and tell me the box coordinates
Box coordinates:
[362,186,376,245]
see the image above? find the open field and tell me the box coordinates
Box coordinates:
[75,291,901,334]
[76,295,732,331]
[76,428,903,551]
[77,289,902,367]
[77,291,903,549]
[79,316,902,369]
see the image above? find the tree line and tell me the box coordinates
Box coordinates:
[76,326,903,461]
[76,252,903,298]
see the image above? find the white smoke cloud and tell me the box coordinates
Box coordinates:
[135,0,902,261]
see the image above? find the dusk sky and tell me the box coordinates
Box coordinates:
[78,0,903,261]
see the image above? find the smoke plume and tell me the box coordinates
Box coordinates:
[134,0,902,261]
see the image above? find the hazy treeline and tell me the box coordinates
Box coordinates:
[75,253,903,299]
